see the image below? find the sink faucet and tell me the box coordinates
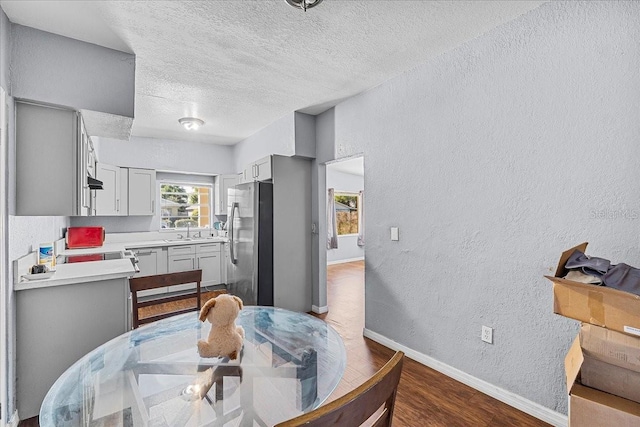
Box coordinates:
[186,223,190,238]
[193,231,202,238]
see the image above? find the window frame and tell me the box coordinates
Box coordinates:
[158,180,213,231]
[334,191,360,237]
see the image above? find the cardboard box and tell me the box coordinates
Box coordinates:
[545,243,640,336]
[580,324,640,373]
[565,336,640,426]
[581,354,640,404]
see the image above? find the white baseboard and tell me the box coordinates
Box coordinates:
[312,305,328,314]
[7,410,19,427]
[327,257,364,265]
[363,329,568,427]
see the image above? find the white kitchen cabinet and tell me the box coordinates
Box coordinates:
[15,101,92,216]
[95,166,155,216]
[119,167,129,215]
[221,242,229,284]
[95,163,122,216]
[214,174,240,215]
[196,243,222,287]
[242,155,272,183]
[168,245,197,293]
[128,168,156,216]
[167,243,222,292]
[131,247,168,297]
[16,277,129,418]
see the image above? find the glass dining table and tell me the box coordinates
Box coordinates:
[40,306,346,427]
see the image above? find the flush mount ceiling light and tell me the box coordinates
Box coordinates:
[285,0,323,12]
[179,117,205,131]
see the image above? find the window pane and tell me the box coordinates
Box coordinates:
[335,194,359,235]
[159,183,212,229]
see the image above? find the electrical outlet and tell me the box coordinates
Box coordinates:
[390,227,399,241]
[481,326,493,344]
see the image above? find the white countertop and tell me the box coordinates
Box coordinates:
[15,258,137,291]
[14,235,229,291]
[122,236,228,249]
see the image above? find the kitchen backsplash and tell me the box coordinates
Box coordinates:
[70,214,227,234]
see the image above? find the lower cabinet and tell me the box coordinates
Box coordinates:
[168,245,197,293]
[132,247,168,297]
[129,243,224,297]
[16,277,129,418]
[197,243,222,288]
[221,242,228,284]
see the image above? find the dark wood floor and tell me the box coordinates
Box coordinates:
[20,263,550,426]
[315,261,550,427]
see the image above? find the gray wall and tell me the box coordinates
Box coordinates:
[10,25,135,117]
[77,137,234,233]
[332,1,640,414]
[71,172,218,233]
[6,22,137,418]
[0,9,8,90]
[294,112,316,159]
[3,13,71,420]
[233,113,295,172]
[0,7,11,421]
[312,109,335,309]
[94,136,235,176]
[326,169,364,263]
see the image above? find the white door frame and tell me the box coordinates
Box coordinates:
[0,86,8,426]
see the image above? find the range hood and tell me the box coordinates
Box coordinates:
[88,176,104,190]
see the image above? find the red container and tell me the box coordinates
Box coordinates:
[66,227,105,249]
[66,254,104,263]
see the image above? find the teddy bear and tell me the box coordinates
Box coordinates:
[197,294,245,360]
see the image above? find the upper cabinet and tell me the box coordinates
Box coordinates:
[241,155,272,183]
[95,163,121,216]
[128,168,156,216]
[16,101,92,216]
[214,174,240,216]
[95,165,155,216]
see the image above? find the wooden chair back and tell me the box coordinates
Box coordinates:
[129,269,203,329]
[276,351,404,427]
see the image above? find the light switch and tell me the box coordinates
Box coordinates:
[390,227,399,241]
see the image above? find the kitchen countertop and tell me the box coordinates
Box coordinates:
[14,236,229,291]
[14,258,137,291]
[123,236,228,249]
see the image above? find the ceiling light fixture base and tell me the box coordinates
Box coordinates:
[285,0,323,12]
[179,117,205,131]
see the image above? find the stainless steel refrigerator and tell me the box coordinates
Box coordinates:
[226,181,274,306]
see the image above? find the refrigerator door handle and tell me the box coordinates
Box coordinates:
[229,202,239,265]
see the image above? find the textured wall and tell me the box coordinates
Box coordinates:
[94,136,235,175]
[71,172,217,233]
[4,14,71,418]
[0,9,8,90]
[233,113,295,172]
[326,169,364,263]
[10,25,134,117]
[333,1,640,414]
[316,108,335,164]
[313,109,335,308]
[294,112,316,159]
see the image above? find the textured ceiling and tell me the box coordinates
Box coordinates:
[1,0,546,145]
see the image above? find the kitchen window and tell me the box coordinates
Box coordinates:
[334,192,359,235]
[160,182,212,229]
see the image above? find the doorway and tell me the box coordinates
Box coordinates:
[326,156,365,266]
